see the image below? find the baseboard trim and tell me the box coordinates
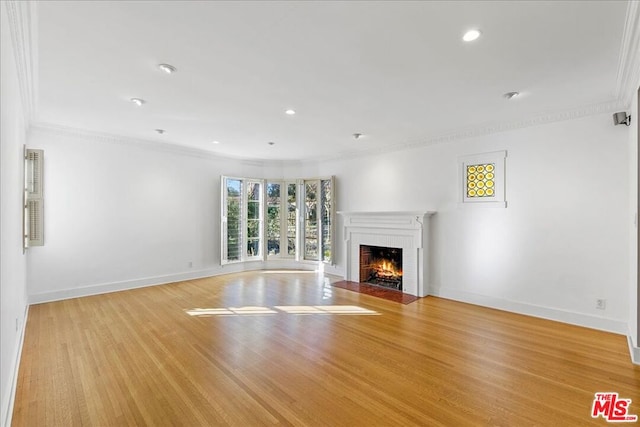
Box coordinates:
[429,287,628,336]
[2,304,29,427]
[28,261,339,304]
[628,332,640,365]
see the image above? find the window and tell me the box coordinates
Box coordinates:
[303,177,334,262]
[265,181,298,258]
[304,181,318,260]
[287,183,297,257]
[266,182,281,256]
[223,178,243,262]
[246,181,262,259]
[221,175,333,264]
[221,177,263,264]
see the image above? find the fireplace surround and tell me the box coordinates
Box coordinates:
[338,211,435,297]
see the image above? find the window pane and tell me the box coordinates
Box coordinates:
[267,183,280,256]
[247,181,261,257]
[305,182,318,260]
[321,179,332,262]
[226,179,242,261]
[287,183,296,256]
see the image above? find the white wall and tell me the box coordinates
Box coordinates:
[26,128,276,301]
[309,112,630,333]
[0,4,29,426]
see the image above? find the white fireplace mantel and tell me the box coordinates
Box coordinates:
[338,211,435,297]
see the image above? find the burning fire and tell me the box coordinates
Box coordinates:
[374,260,402,279]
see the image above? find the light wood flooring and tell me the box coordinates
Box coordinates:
[12,271,640,426]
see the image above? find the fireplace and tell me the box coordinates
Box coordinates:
[360,245,403,290]
[338,211,435,297]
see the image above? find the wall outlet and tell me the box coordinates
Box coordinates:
[596,299,606,310]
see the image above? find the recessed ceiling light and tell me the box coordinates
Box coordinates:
[155,129,166,134]
[130,98,145,106]
[158,63,177,74]
[212,140,220,144]
[285,109,296,115]
[353,133,364,140]
[268,141,275,146]
[463,29,481,42]
[503,91,520,99]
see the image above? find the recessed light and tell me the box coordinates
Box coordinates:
[463,29,481,42]
[212,140,220,144]
[155,129,166,134]
[503,91,520,99]
[130,98,145,106]
[285,109,296,115]
[353,133,364,140]
[158,63,177,74]
[268,141,275,146]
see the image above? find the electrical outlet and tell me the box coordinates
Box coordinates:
[596,299,606,310]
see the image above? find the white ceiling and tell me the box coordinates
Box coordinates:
[35,1,631,161]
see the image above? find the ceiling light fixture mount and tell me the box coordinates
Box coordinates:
[158,63,177,74]
[503,91,519,100]
[463,29,481,42]
[130,98,145,106]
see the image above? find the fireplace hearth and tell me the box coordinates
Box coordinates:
[360,245,403,291]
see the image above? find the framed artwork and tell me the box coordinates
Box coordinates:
[459,150,506,207]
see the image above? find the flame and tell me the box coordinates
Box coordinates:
[374,260,402,278]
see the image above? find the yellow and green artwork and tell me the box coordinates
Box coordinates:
[466,163,495,198]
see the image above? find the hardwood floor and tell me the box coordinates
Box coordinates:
[12,271,640,426]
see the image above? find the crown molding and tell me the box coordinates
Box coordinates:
[4,0,37,122]
[28,122,305,168]
[315,99,627,163]
[31,98,625,167]
[616,0,640,106]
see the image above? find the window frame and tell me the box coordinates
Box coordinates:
[302,177,335,264]
[221,176,265,265]
[221,175,334,265]
[265,180,299,259]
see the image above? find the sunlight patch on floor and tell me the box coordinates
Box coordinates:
[185,305,379,317]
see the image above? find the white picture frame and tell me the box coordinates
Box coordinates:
[459,150,507,208]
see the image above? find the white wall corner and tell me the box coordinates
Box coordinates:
[2,305,29,427]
